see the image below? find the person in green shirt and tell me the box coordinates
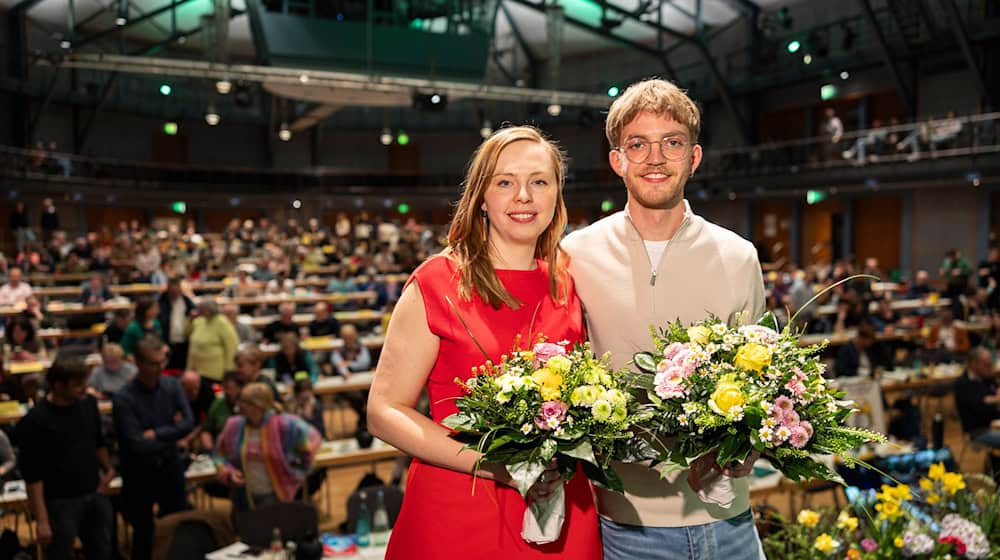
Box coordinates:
[199,370,244,452]
[120,296,162,358]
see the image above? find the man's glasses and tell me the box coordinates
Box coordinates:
[617,137,691,164]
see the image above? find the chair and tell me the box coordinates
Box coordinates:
[235,501,318,549]
[153,510,235,560]
[957,432,997,477]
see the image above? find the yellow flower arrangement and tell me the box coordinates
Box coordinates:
[686,325,711,345]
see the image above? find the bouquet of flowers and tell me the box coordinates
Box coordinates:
[631,312,885,486]
[762,463,1000,559]
[442,338,648,543]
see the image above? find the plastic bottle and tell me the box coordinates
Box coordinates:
[356,490,371,547]
[372,488,390,546]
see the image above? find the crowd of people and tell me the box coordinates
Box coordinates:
[0,204,447,559]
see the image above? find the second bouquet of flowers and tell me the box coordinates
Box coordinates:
[442,338,649,543]
[631,312,885,486]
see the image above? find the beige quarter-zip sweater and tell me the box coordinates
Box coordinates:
[562,200,766,527]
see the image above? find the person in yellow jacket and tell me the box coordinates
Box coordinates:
[186,299,239,382]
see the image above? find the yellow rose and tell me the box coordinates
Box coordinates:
[734,343,772,373]
[687,325,711,345]
[532,367,563,401]
[797,509,820,528]
[545,354,572,375]
[709,375,745,415]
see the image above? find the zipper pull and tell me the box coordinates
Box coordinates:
[650,270,657,286]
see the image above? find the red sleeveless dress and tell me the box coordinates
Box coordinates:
[385,256,601,560]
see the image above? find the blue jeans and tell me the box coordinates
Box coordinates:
[45,492,114,560]
[601,509,764,560]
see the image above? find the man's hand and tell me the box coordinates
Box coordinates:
[142,429,156,440]
[97,468,116,495]
[687,451,722,493]
[36,519,53,546]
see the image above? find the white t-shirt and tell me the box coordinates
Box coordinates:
[169,297,187,343]
[643,240,670,270]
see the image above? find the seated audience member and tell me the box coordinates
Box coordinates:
[925,309,970,362]
[101,308,132,350]
[907,270,934,298]
[326,267,357,296]
[214,383,321,512]
[17,354,116,560]
[81,272,113,305]
[120,296,161,357]
[222,303,256,344]
[234,346,281,402]
[308,301,341,338]
[265,269,295,295]
[286,378,326,438]
[269,332,320,383]
[261,302,300,344]
[330,324,371,377]
[200,371,245,452]
[0,430,15,482]
[954,347,1000,466]
[88,343,137,398]
[869,299,900,333]
[832,295,868,334]
[0,267,33,306]
[5,314,47,362]
[835,324,877,377]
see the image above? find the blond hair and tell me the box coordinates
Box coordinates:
[447,126,568,310]
[605,79,702,147]
[102,343,124,361]
[241,382,277,412]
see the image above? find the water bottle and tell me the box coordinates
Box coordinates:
[931,412,944,450]
[356,490,371,547]
[372,489,390,546]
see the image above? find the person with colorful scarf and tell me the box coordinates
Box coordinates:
[213,382,322,511]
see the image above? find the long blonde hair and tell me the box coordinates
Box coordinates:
[447,126,568,310]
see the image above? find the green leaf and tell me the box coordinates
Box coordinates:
[441,412,477,431]
[656,459,687,479]
[716,434,751,467]
[633,352,658,374]
[508,459,548,498]
[559,438,597,466]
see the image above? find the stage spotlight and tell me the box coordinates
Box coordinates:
[278,123,291,141]
[380,128,393,146]
[840,71,850,80]
[216,79,232,94]
[547,103,562,117]
[205,105,220,126]
[480,120,493,139]
[412,93,448,111]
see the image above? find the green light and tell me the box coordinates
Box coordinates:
[607,86,620,97]
[601,199,614,212]
[397,203,410,214]
[163,122,178,135]
[409,18,423,29]
[820,84,837,100]
[171,201,186,214]
[159,84,172,96]
[806,190,826,205]
[397,131,410,146]
[787,40,801,53]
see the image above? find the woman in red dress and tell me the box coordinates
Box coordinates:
[367,126,601,559]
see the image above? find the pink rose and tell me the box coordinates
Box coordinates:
[533,342,567,364]
[535,400,568,431]
[788,426,810,449]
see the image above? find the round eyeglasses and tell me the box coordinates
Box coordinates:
[617,137,691,163]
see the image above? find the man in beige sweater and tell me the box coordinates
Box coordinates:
[563,79,766,559]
